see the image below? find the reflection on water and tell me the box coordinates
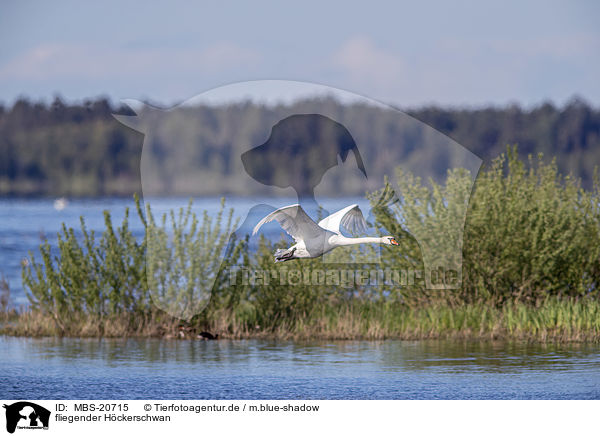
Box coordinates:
[1,337,599,399]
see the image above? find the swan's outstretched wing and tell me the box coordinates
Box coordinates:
[318,204,367,235]
[252,204,324,242]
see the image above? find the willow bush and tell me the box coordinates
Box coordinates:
[463,147,600,304]
[371,146,600,306]
[22,195,246,334]
[23,200,148,333]
[367,168,471,306]
[145,198,241,320]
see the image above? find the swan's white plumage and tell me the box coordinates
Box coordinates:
[317,204,366,235]
[252,204,322,242]
[253,203,398,261]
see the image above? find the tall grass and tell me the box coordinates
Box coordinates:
[5,297,600,341]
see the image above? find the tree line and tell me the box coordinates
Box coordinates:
[0,96,598,196]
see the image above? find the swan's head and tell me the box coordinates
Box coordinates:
[383,236,399,246]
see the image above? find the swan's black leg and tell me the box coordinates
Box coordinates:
[274,247,296,262]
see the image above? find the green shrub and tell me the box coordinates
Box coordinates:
[145,198,241,320]
[22,195,245,333]
[370,146,600,306]
[463,147,600,304]
[22,197,149,333]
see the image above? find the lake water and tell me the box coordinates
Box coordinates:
[1,337,599,399]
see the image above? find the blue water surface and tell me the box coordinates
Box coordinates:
[1,337,599,400]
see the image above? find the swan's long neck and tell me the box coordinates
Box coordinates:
[335,236,386,246]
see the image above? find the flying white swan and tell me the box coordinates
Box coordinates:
[252,204,399,262]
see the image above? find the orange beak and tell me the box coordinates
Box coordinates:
[390,238,399,245]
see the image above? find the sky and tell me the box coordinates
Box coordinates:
[0,0,598,108]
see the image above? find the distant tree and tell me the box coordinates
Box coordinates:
[0,96,598,197]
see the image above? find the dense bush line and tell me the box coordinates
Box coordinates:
[372,147,600,306]
[3,150,599,341]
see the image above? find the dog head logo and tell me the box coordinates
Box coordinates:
[115,80,481,319]
[3,402,50,434]
[241,113,367,202]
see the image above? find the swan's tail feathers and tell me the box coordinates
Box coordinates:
[274,247,296,262]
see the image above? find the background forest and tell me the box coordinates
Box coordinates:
[1,96,598,197]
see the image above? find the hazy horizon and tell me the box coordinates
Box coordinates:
[1,1,598,108]
[1,90,596,112]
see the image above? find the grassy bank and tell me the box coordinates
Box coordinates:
[2,148,599,342]
[2,298,600,342]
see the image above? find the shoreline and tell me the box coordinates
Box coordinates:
[2,332,598,343]
[2,299,599,343]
